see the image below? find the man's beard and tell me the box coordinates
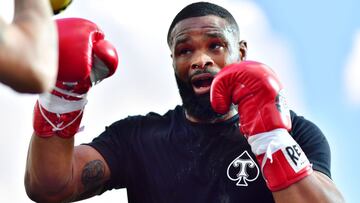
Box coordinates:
[175,73,223,121]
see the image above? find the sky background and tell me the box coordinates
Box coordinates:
[0,0,359,202]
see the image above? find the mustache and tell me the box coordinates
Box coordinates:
[189,69,217,81]
[188,69,217,83]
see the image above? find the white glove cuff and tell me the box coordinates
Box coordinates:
[248,128,294,156]
[248,129,298,170]
[39,92,88,114]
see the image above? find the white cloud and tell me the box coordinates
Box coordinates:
[0,0,304,202]
[344,30,360,107]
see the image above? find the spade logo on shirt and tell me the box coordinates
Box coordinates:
[227,150,260,186]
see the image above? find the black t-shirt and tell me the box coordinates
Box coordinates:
[86,106,331,203]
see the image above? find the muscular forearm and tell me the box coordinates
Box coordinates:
[0,0,57,93]
[25,134,75,202]
[273,172,345,203]
[14,0,53,18]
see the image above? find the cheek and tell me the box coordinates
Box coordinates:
[227,44,242,64]
[211,54,229,68]
[221,51,240,66]
[173,58,190,80]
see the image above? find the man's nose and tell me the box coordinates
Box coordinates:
[191,52,214,69]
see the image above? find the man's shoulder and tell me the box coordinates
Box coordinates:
[289,110,319,130]
[289,110,325,142]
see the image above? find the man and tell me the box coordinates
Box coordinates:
[0,0,71,93]
[25,2,344,203]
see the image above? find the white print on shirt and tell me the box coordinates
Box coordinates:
[227,150,260,186]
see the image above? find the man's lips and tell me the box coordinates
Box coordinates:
[190,73,214,95]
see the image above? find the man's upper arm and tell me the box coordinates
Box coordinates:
[290,111,332,178]
[70,145,112,202]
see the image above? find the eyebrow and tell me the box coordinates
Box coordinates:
[173,35,190,47]
[173,31,227,48]
[206,31,227,40]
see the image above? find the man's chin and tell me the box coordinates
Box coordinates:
[183,94,223,121]
[175,74,222,121]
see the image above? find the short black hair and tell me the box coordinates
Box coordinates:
[167,2,239,46]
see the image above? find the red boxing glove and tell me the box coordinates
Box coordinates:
[211,61,312,191]
[33,18,118,138]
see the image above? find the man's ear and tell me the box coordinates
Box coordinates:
[171,54,177,70]
[239,40,248,61]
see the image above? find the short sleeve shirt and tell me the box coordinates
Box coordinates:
[86,106,331,203]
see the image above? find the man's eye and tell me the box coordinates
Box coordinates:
[209,43,223,50]
[178,48,192,56]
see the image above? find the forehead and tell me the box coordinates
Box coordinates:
[170,15,230,44]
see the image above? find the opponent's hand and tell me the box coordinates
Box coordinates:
[33,18,118,138]
[50,0,72,15]
[211,61,312,191]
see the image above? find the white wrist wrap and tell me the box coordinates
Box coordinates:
[37,89,88,132]
[248,128,310,173]
[38,92,88,114]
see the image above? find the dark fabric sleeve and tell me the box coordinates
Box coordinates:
[84,116,140,191]
[290,111,332,179]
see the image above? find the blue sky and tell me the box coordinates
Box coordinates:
[0,0,358,202]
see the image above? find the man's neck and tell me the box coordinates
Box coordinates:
[184,107,238,124]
